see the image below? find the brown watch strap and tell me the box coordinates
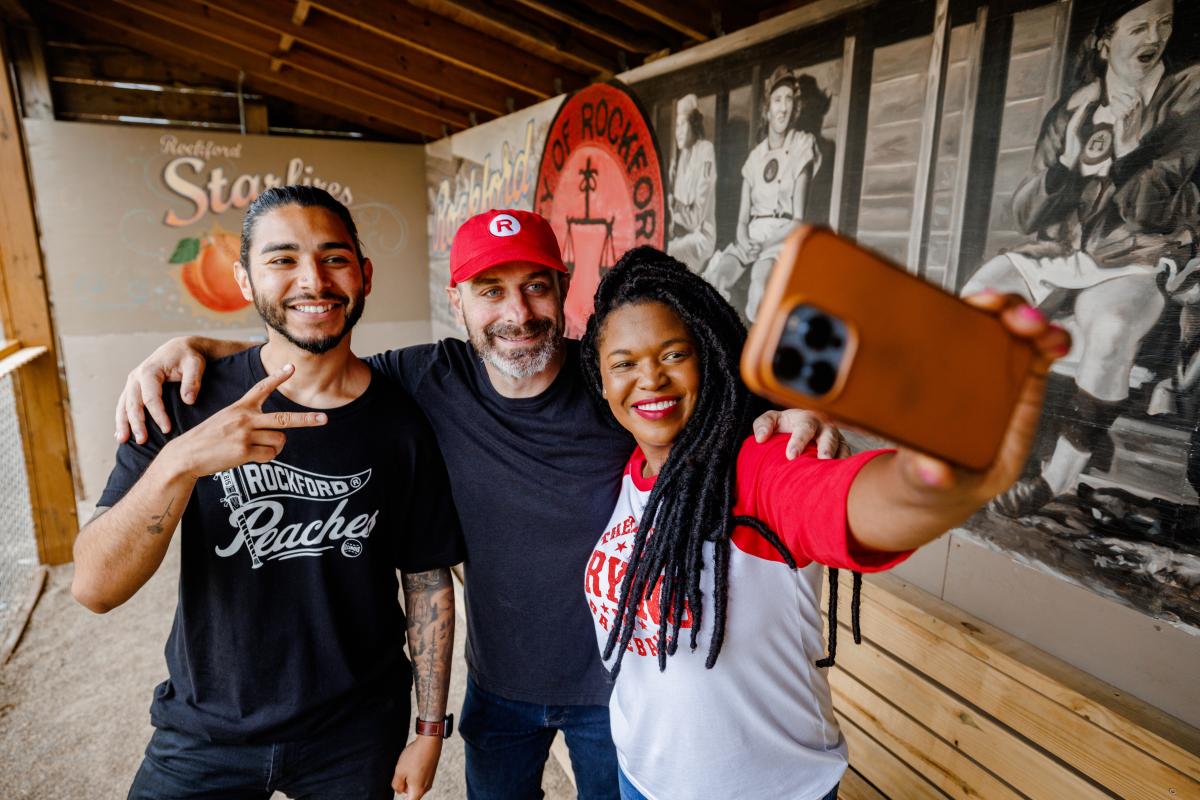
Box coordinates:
[415,714,454,738]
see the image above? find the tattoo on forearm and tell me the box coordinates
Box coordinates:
[146,499,173,535]
[403,568,454,720]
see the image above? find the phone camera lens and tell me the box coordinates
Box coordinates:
[806,361,836,395]
[804,316,834,350]
[773,346,805,382]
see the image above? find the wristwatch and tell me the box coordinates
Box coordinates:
[414,713,454,738]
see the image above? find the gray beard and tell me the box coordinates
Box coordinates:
[468,318,563,379]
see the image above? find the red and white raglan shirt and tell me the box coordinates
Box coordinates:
[584,435,911,800]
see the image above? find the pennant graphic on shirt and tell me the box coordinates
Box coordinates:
[212,461,376,569]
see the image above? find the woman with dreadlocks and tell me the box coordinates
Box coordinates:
[579,247,1069,800]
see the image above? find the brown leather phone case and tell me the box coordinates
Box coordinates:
[741,225,1034,470]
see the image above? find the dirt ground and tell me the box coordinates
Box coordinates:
[0,537,575,799]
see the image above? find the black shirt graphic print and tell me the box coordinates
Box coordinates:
[98,347,464,743]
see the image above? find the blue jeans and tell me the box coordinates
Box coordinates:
[618,768,839,800]
[127,713,405,799]
[460,675,619,800]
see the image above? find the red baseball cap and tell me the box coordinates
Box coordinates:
[449,209,568,287]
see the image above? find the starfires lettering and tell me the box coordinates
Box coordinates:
[162,153,354,227]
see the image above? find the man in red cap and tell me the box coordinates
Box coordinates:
[114,206,845,799]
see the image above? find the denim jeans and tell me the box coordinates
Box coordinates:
[127,711,405,799]
[459,675,619,800]
[618,768,839,800]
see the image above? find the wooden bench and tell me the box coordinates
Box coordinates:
[827,572,1200,799]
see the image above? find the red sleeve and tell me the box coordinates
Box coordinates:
[730,434,912,572]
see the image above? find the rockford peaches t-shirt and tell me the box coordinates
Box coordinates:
[99,347,464,743]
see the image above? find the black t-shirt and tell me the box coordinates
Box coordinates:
[368,339,632,706]
[98,348,464,743]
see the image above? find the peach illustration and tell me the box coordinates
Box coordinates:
[171,226,249,313]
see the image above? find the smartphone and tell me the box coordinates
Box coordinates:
[740,225,1034,471]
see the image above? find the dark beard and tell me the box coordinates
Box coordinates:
[254,290,364,354]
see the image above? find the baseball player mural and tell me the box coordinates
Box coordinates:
[666,94,717,273]
[703,65,824,322]
[961,0,1200,519]
[419,0,1199,628]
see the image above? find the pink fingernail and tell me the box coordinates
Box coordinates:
[918,463,942,486]
[1018,305,1045,323]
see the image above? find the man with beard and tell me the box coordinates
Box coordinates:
[74,186,465,799]
[113,208,844,799]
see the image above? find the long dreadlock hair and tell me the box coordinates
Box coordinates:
[580,246,860,677]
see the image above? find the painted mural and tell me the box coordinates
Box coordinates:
[425,99,560,338]
[424,0,1200,631]
[25,122,425,336]
[534,83,665,337]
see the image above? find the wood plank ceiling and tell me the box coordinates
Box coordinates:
[3,0,810,141]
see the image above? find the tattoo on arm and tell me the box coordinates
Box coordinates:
[146,499,174,535]
[402,567,455,721]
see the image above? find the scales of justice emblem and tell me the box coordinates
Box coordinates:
[562,155,619,284]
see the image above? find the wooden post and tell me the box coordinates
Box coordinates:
[0,20,79,565]
[8,25,54,120]
[243,102,269,134]
[906,0,952,274]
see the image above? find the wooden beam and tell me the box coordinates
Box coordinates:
[52,79,240,122]
[309,0,583,99]
[85,0,460,135]
[199,0,519,118]
[242,101,268,134]
[0,19,79,565]
[43,3,422,139]
[906,0,950,273]
[291,0,310,26]
[508,0,668,54]
[8,25,54,119]
[613,0,712,43]
[118,0,474,129]
[0,0,31,23]
[270,33,292,71]
[411,0,618,76]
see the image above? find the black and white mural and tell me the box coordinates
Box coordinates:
[428,0,1200,630]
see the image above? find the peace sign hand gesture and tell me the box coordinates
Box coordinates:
[161,364,328,481]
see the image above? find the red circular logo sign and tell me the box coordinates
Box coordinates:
[535,82,665,338]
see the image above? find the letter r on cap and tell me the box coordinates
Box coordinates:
[489,213,521,237]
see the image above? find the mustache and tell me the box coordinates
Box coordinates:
[485,318,555,340]
[282,292,350,306]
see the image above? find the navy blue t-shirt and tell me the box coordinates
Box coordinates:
[98,348,464,743]
[368,339,632,706]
